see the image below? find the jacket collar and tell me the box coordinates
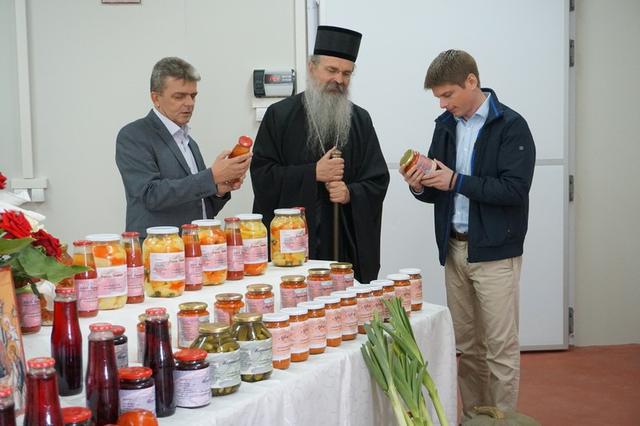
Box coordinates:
[434,87,504,133]
[145,110,191,175]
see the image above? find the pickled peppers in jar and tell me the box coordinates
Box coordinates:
[231,313,273,382]
[270,209,306,267]
[192,219,227,285]
[191,323,241,396]
[86,234,128,310]
[237,214,268,276]
[142,227,185,298]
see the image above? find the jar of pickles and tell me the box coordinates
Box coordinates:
[177,302,210,349]
[280,307,310,362]
[270,209,306,267]
[330,262,354,291]
[387,273,412,314]
[214,293,244,325]
[192,220,227,285]
[280,275,308,308]
[331,290,358,341]
[173,349,211,408]
[297,301,327,354]
[86,234,128,310]
[399,268,423,311]
[143,227,185,298]
[191,323,241,396]
[307,268,334,299]
[314,295,342,347]
[245,284,274,314]
[237,214,268,276]
[118,366,156,415]
[262,313,292,370]
[231,313,273,382]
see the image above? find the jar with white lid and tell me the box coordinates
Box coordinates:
[143,226,185,297]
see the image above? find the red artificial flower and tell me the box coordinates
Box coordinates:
[31,229,62,259]
[0,210,33,239]
[0,172,6,190]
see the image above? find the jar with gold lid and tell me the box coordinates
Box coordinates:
[191,323,240,396]
[330,262,354,291]
[245,284,275,314]
[214,293,244,325]
[231,312,273,382]
[307,268,334,299]
[280,275,308,308]
[177,302,210,348]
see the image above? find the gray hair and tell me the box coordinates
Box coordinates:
[150,57,201,93]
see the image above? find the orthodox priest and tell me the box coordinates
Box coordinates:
[250,25,389,283]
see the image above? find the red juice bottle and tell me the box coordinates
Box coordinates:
[72,240,99,318]
[0,385,16,426]
[224,217,244,280]
[50,287,83,396]
[85,322,119,425]
[121,231,145,304]
[24,357,63,426]
[181,224,203,291]
[143,307,175,417]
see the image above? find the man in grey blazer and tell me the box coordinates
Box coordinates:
[116,57,251,237]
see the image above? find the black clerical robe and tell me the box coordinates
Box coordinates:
[250,93,389,283]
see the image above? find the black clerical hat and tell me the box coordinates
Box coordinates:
[313,25,362,62]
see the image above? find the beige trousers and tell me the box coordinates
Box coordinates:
[445,238,522,419]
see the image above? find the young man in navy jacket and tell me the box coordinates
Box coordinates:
[400,49,535,419]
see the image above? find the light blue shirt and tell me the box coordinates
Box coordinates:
[452,93,490,233]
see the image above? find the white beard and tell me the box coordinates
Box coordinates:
[303,76,353,157]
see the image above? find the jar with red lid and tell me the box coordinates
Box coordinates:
[307,268,334,299]
[371,279,395,321]
[314,295,342,347]
[399,268,423,311]
[331,290,358,340]
[279,307,310,362]
[177,302,210,348]
[245,284,275,314]
[349,286,374,334]
[192,219,227,285]
[280,275,308,308]
[112,325,129,369]
[330,262,354,291]
[387,274,412,314]
[262,313,292,370]
[121,231,145,304]
[118,366,156,415]
[72,239,99,317]
[181,224,203,291]
[297,301,327,354]
[214,293,244,325]
[62,406,92,426]
[0,385,15,426]
[174,348,211,408]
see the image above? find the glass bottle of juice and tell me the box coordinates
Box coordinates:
[229,135,253,158]
[85,322,119,425]
[51,286,83,396]
[143,307,175,418]
[72,240,99,318]
[0,385,15,426]
[121,232,145,304]
[224,217,244,280]
[181,224,203,291]
[24,357,63,426]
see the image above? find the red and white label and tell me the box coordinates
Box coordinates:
[126,266,144,297]
[341,305,358,335]
[96,264,128,297]
[325,308,342,339]
[289,321,310,354]
[307,316,327,349]
[184,257,203,287]
[227,245,244,272]
[242,237,268,264]
[76,278,99,313]
[395,286,412,313]
[410,278,423,304]
[17,292,41,328]
[246,297,274,314]
[268,326,292,361]
[150,252,185,281]
[331,273,353,291]
[279,229,306,254]
[201,243,226,271]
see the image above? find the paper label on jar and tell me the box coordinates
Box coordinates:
[325,308,342,339]
[174,367,211,408]
[356,298,373,326]
[238,338,273,375]
[96,264,128,297]
[331,272,354,291]
[246,297,274,314]
[185,256,203,286]
[137,330,145,363]
[201,243,227,271]
[410,278,423,304]
[371,295,384,317]
[227,245,244,272]
[268,326,292,361]
[115,342,128,368]
[279,228,306,254]
[307,317,327,349]
[150,252,185,281]
[207,351,241,389]
[214,307,234,325]
[242,237,268,264]
[289,321,310,354]
[395,286,412,313]
[75,278,98,312]
[341,305,358,335]
[119,385,156,415]
[16,292,41,328]
[416,154,437,176]
[178,315,204,348]
[126,266,144,297]
[307,279,326,299]
[280,287,297,308]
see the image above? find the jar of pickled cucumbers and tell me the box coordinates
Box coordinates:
[192,220,227,285]
[214,293,244,325]
[307,268,334,299]
[86,234,128,310]
[142,227,185,297]
[191,323,241,396]
[231,313,273,382]
[236,214,268,276]
[245,284,275,314]
[270,209,306,267]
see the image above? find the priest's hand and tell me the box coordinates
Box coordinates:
[326,181,350,204]
[421,159,457,191]
[399,163,425,193]
[316,147,344,183]
[211,150,252,184]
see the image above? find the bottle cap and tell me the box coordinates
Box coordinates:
[72,239,93,247]
[386,273,411,281]
[399,268,422,275]
[27,357,55,369]
[281,307,308,316]
[121,231,140,238]
[0,386,13,398]
[62,407,92,423]
[238,135,253,148]
[236,213,262,221]
[89,322,113,332]
[262,313,289,322]
[145,307,167,316]
[191,219,222,227]
[174,348,208,362]
[146,226,179,235]
[118,366,153,381]
[112,325,126,336]
[86,233,120,242]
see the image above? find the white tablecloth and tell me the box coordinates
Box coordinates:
[22,260,457,425]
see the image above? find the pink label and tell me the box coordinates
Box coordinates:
[178,315,208,348]
[268,326,292,361]
[289,321,310,354]
[325,308,342,339]
[246,297,274,314]
[356,297,373,326]
[214,307,232,325]
[201,243,226,271]
[382,291,395,318]
[242,237,268,264]
[96,264,128,297]
[126,266,144,297]
[371,295,384,318]
[137,329,145,363]
[76,278,99,312]
[395,286,412,313]
[227,245,244,272]
[416,154,436,175]
[17,292,41,328]
[341,305,358,335]
[410,278,423,304]
[331,273,353,291]
[307,279,328,299]
[185,256,203,287]
[307,317,327,349]
[304,232,309,259]
[279,229,306,254]
[150,252,185,281]
[280,287,308,308]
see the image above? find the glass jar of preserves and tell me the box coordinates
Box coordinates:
[307,268,334,299]
[121,231,145,304]
[293,207,309,262]
[118,366,156,415]
[297,301,327,354]
[280,275,308,308]
[371,279,395,321]
[262,313,292,370]
[349,286,374,334]
[279,307,310,362]
[177,302,210,349]
[181,224,203,291]
[113,324,129,369]
[387,273,412,314]
[15,283,41,334]
[143,226,185,298]
[224,217,244,280]
[191,323,241,396]
[245,284,275,314]
[214,293,244,325]
[399,148,437,176]
[331,290,358,340]
[174,348,211,408]
[330,262,354,291]
[237,214,268,276]
[72,240,99,317]
[314,295,342,347]
[399,268,423,311]
[270,208,306,267]
[86,233,128,310]
[231,313,273,382]
[192,219,227,285]
[367,283,384,320]
[62,406,92,426]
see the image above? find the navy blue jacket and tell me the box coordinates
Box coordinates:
[413,88,536,265]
